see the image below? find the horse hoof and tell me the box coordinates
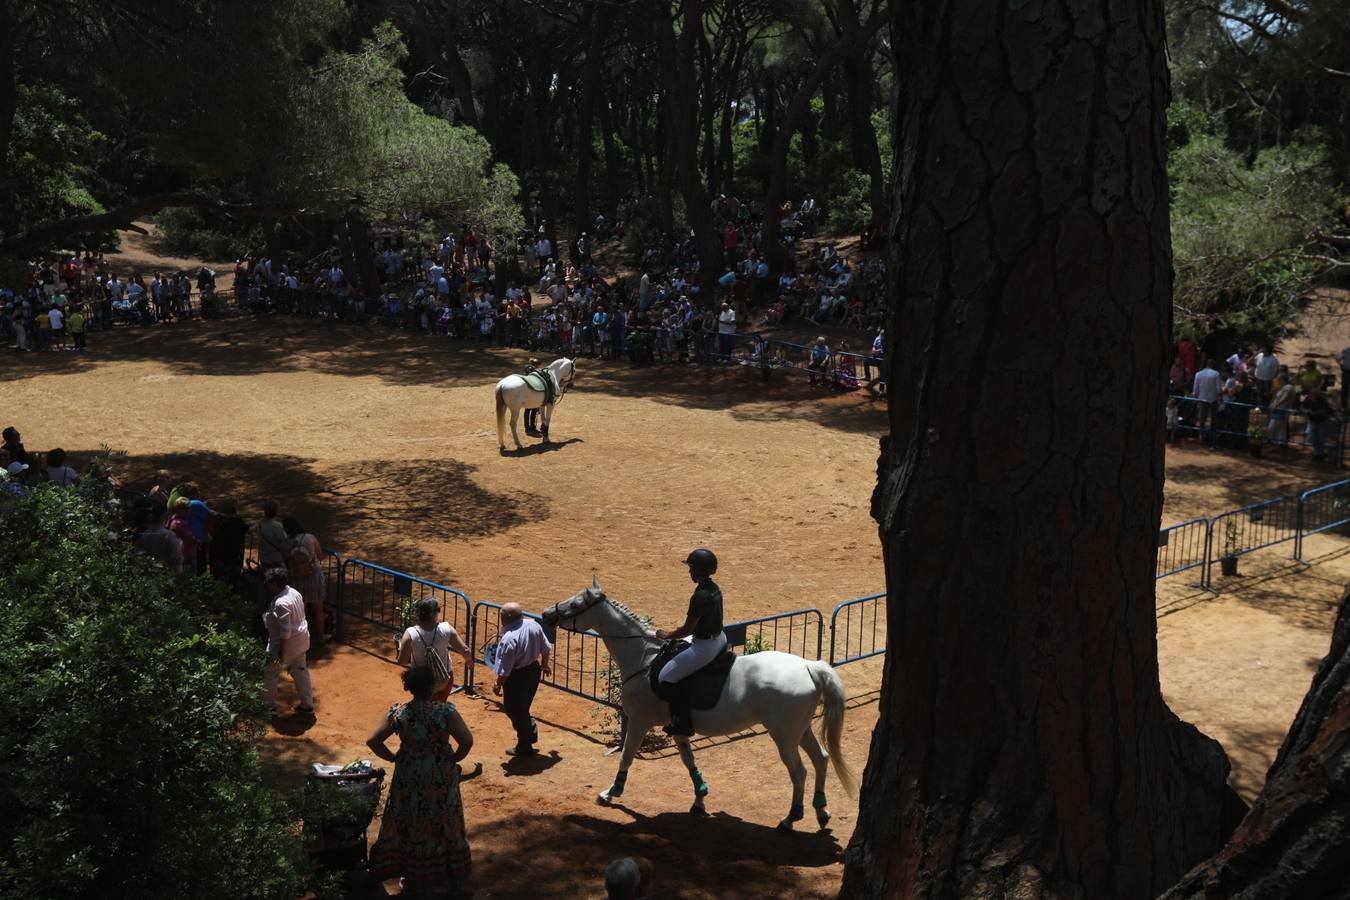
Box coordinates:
[689,803,708,817]
[776,818,795,832]
[816,808,831,828]
[597,792,612,806]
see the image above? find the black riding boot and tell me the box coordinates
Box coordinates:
[524,408,539,435]
[663,685,694,737]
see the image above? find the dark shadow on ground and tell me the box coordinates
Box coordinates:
[500,749,563,777]
[456,808,843,899]
[81,448,549,577]
[2,316,887,435]
[1205,545,1350,632]
[1165,456,1336,511]
[500,437,583,456]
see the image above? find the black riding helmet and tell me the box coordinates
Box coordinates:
[684,548,718,576]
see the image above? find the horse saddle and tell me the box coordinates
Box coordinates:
[520,370,557,405]
[649,641,736,710]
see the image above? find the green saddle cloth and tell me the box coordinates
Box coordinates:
[521,370,557,405]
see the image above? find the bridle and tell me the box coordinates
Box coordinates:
[547,590,665,687]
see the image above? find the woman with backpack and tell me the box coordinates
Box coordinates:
[398,599,475,702]
[282,517,327,651]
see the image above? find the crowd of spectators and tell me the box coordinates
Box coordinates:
[1170,340,1343,462]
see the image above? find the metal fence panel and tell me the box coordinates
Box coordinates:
[724,609,823,660]
[1155,517,1211,582]
[829,593,886,667]
[339,559,473,683]
[1207,494,1301,583]
[1296,479,1350,562]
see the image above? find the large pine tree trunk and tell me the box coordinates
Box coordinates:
[1162,585,1350,898]
[838,1,1244,896]
[572,3,613,233]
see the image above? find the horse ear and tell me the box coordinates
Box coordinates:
[592,574,601,592]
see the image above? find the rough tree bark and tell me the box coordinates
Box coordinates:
[760,14,883,273]
[572,2,613,232]
[653,0,719,289]
[1162,584,1350,898]
[837,0,1245,896]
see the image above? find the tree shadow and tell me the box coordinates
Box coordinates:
[90,448,549,576]
[0,316,888,435]
[460,806,843,899]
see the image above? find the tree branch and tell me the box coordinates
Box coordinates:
[0,193,305,257]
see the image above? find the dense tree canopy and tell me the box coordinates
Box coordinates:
[1,0,1345,335]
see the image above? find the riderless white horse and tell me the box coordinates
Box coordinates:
[494,357,576,452]
[542,579,856,830]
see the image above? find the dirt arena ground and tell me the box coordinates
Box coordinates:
[6,313,1348,898]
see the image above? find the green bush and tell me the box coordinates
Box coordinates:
[154,206,261,262]
[0,486,302,899]
[824,169,873,236]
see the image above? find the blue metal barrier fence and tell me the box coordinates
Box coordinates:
[1295,479,1350,563]
[1206,494,1301,585]
[725,608,824,660]
[1155,518,1211,582]
[339,559,473,685]
[829,593,886,667]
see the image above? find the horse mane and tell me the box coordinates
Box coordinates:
[602,594,653,636]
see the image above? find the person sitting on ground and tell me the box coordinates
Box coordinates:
[398,598,475,702]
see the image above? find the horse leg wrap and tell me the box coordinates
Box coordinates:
[787,803,805,822]
[609,770,627,797]
[689,768,709,797]
[812,791,828,810]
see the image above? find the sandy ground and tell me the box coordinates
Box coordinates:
[7,310,1348,896]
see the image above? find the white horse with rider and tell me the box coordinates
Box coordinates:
[494,357,576,452]
[542,574,856,831]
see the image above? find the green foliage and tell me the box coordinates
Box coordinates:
[2,82,113,246]
[824,169,872,235]
[0,487,302,899]
[743,631,772,655]
[153,207,262,262]
[1169,106,1342,342]
[269,22,523,238]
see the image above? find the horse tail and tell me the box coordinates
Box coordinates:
[810,660,857,797]
[495,383,506,446]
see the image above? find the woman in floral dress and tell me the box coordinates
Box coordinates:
[367,666,474,896]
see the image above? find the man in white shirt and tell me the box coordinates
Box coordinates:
[397,599,474,701]
[1191,359,1223,442]
[717,301,736,360]
[262,568,315,716]
[1253,344,1280,406]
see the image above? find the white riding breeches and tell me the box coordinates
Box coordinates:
[659,632,728,683]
